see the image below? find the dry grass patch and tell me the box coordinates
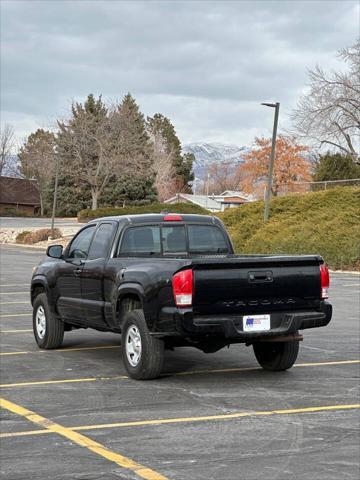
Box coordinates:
[16,228,62,244]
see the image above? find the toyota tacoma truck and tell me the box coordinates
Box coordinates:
[31,213,332,379]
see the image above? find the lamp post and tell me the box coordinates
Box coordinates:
[50,155,59,236]
[261,102,280,222]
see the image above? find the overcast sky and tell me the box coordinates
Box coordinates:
[1,0,358,148]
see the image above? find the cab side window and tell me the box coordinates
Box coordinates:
[88,223,117,260]
[119,226,161,255]
[67,226,95,259]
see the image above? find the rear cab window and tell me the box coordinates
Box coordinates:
[188,225,228,253]
[118,223,230,256]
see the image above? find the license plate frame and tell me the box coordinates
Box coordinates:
[243,314,271,332]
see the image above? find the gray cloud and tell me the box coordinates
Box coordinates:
[1,0,358,146]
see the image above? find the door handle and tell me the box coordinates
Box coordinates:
[74,268,82,276]
[248,271,273,283]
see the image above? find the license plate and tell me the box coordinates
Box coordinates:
[243,314,270,332]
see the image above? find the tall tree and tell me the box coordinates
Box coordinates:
[292,40,360,162]
[147,113,194,199]
[57,94,111,210]
[0,124,15,176]
[19,129,56,215]
[313,153,360,182]
[241,135,311,196]
[110,93,154,177]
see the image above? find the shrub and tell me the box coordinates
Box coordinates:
[218,186,360,270]
[15,231,31,243]
[1,208,33,217]
[78,202,208,222]
[16,228,62,244]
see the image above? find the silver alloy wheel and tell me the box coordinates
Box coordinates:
[35,305,46,339]
[125,325,142,367]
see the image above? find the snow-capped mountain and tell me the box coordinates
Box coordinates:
[183,143,248,167]
[183,143,249,181]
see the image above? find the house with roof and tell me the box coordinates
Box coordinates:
[0,176,41,215]
[164,191,253,213]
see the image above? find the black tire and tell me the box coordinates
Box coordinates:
[253,337,299,371]
[33,293,64,349]
[121,309,164,380]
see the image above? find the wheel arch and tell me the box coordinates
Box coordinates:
[116,284,145,330]
[31,277,48,305]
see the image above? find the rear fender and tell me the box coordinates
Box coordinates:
[116,283,149,330]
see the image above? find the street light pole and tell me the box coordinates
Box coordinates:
[261,102,280,222]
[51,155,59,236]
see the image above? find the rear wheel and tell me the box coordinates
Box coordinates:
[121,309,164,380]
[33,293,64,349]
[253,337,299,371]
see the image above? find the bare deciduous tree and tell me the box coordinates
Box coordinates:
[292,40,360,162]
[0,124,15,176]
[18,129,56,215]
[196,161,244,195]
[148,128,177,201]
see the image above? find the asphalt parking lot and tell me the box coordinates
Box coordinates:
[0,244,359,480]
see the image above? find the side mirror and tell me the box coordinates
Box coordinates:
[46,245,63,259]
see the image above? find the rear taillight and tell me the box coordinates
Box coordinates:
[172,269,193,307]
[320,264,330,299]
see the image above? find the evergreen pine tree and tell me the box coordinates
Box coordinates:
[313,153,360,182]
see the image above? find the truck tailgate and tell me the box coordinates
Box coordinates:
[191,255,322,315]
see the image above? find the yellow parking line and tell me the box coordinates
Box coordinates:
[47,345,120,353]
[295,360,360,367]
[0,351,29,356]
[0,313,30,317]
[0,378,99,388]
[1,403,359,439]
[0,329,32,333]
[174,359,360,376]
[0,345,121,356]
[0,397,167,480]
[0,375,128,388]
[1,359,358,389]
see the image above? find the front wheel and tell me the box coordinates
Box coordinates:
[33,293,64,349]
[121,309,164,380]
[253,337,299,371]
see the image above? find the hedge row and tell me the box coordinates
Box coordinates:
[219,186,360,270]
[78,202,208,222]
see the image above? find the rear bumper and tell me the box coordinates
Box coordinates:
[156,301,332,341]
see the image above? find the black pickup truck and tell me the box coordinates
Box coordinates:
[31,213,332,379]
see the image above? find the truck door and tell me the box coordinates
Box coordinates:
[56,225,96,322]
[80,222,118,328]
